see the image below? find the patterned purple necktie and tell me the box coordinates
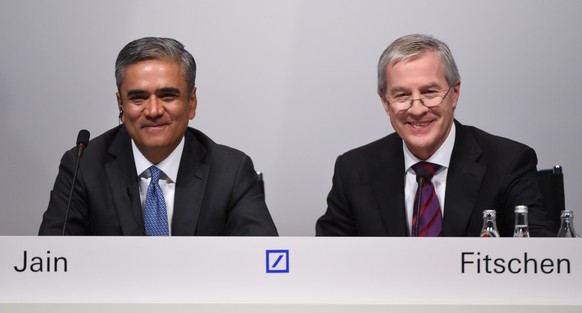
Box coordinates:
[411,162,442,237]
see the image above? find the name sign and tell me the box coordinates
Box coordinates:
[1,237,580,305]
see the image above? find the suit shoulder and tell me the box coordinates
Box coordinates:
[461,124,533,154]
[339,133,401,161]
[62,126,125,159]
[188,128,250,161]
[87,125,126,147]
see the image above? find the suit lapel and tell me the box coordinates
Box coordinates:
[372,135,408,236]
[105,127,144,235]
[171,130,209,236]
[442,121,486,236]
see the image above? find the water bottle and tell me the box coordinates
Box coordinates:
[557,210,578,237]
[513,205,530,238]
[479,210,500,237]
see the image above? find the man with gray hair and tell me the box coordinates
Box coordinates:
[40,37,278,236]
[316,34,554,237]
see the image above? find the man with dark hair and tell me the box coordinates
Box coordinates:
[40,37,278,236]
[316,34,554,237]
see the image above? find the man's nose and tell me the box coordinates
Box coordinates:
[407,98,429,114]
[144,97,164,117]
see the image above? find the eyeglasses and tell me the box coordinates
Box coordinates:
[385,86,453,111]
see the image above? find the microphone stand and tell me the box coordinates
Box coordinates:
[62,130,90,235]
[61,153,82,235]
[414,176,425,237]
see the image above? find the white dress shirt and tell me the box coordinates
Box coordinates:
[403,123,456,232]
[132,137,185,235]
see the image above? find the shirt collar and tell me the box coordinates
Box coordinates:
[132,137,185,183]
[403,122,456,173]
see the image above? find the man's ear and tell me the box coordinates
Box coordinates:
[378,90,390,114]
[188,87,197,120]
[451,80,461,111]
[116,92,124,123]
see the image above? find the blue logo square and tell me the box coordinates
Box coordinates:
[266,249,289,273]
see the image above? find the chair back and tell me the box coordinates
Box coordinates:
[257,171,265,197]
[537,165,565,233]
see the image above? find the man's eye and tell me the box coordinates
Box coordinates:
[423,90,442,99]
[393,94,409,100]
[160,94,178,101]
[129,96,147,103]
[422,89,441,95]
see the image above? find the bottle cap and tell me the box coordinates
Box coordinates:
[515,205,528,213]
[560,210,574,217]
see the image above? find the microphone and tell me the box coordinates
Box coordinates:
[76,129,90,157]
[62,129,90,235]
[413,163,434,236]
[414,175,425,237]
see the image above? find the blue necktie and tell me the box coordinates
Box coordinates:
[144,166,169,236]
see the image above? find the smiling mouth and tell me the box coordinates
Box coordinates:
[142,122,170,129]
[408,121,433,127]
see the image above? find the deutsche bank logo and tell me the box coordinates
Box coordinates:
[266,249,289,273]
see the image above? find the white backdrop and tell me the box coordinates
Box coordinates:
[1,0,580,236]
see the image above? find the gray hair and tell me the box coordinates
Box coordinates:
[377,34,460,93]
[115,37,197,94]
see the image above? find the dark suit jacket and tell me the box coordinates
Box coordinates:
[39,126,278,236]
[316,120,555,237]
